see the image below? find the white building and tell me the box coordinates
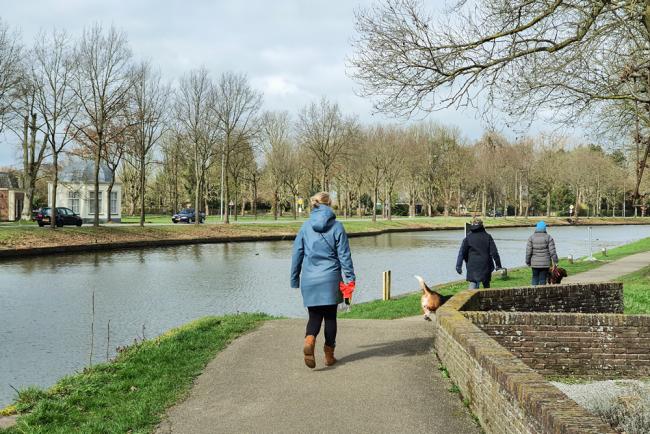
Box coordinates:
[47,158,122,223]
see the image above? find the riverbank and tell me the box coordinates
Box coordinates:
[3,237,650,432]
[340,236,650,319]
[0,313,270,433]
[2,216,650,258]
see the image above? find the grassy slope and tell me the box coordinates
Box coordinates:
[2,216,650,251]
[0,314,270,434]
[341,237,650,319]
[619,266,650,314]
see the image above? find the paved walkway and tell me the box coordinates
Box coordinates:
[156,318,480,434]
[563,251,650,283]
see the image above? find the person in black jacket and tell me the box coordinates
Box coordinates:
[455,218,502,289]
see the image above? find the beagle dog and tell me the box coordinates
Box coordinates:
[415,275,451,321]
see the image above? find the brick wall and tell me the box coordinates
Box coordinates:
[466,311,650,378]
[460,283,623,314]
[433,284,621,434]
[0,190,8,221]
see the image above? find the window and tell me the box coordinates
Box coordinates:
[110,191,118,215]
[68,191,80,214]
[88,191,103,215]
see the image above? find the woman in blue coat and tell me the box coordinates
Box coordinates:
[290,192,356,369]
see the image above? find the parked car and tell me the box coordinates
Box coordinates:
[172,208,205,224]
[487,210,504,217]
[35,207,83,227]
[31,208,42,221]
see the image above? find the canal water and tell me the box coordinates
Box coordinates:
[1,224,650,406]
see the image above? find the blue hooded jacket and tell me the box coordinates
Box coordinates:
[290,205,356,307]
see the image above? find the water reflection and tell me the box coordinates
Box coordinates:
[2,224,650,407]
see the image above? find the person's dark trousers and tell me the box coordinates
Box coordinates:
[468,280,491,289]
[531,268,549,286]
[306,304,337,347]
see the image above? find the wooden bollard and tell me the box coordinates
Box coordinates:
[382,270,391,300]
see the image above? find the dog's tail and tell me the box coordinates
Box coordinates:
[414,275,435,295]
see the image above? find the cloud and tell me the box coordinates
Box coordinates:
[253,75,299,96]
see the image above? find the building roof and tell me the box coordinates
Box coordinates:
[59,157,116,184]
[0,172,20,189]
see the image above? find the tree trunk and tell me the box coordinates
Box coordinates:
[223,156,230,224]
[272,190,278,220]
[356,187,362,217]
[241,191,246,217]
[194,165,201,226]
[292,194,298,220]
[372,188,378,222]
[93,130,102,227]
[21,114,43,221]
[233,183,238,222]
[481,185,487,216]
[443,191,450,217]
[50,152,59,229]
[387,188,393,220]
[252,181,258,220]
[139,155,146,227]
[106,178,115,223]
[547,191,552,217]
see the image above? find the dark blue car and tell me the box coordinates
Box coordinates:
[172,208,205,224]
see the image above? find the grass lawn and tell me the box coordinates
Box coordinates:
[619,266,650,314]
[340,237,650,319]
[0,313,271,434]
[4,215,650,252]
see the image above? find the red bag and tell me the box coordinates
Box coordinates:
[339,281,356,299]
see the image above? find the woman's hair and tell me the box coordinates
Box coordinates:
[310,192,331,208]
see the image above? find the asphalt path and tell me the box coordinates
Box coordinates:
[156,318,480,434]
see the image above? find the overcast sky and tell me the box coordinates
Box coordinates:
[0,0,578,167]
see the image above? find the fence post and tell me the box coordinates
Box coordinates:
[382,270,392,300]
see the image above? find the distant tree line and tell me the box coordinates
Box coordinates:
[0,17,646,228]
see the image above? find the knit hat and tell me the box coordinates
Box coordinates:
[536,221,547,231]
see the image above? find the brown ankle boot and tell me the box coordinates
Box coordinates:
[324,344,337,366]
[303,335,316,368]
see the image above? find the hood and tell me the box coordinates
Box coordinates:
[309,205,336,233]
[469,224,485,233]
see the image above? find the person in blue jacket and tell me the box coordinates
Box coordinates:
[290,192,356,369]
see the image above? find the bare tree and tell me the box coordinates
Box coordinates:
[228,141,255,221]
[351,0,650,202]
[380,125,403,220]
[296,97,357,191]
[214,71,263,224]
[31,28,79,228]
[362,126,387,222]
[73,24,133,226]
[0,18,21,133]
[260,111,291,220]
[127,62,169,226]
[284,144,305,220]
[6,63,48,220]
[175,68,220,225]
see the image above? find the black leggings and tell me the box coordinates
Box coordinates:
[306,304,337,347]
